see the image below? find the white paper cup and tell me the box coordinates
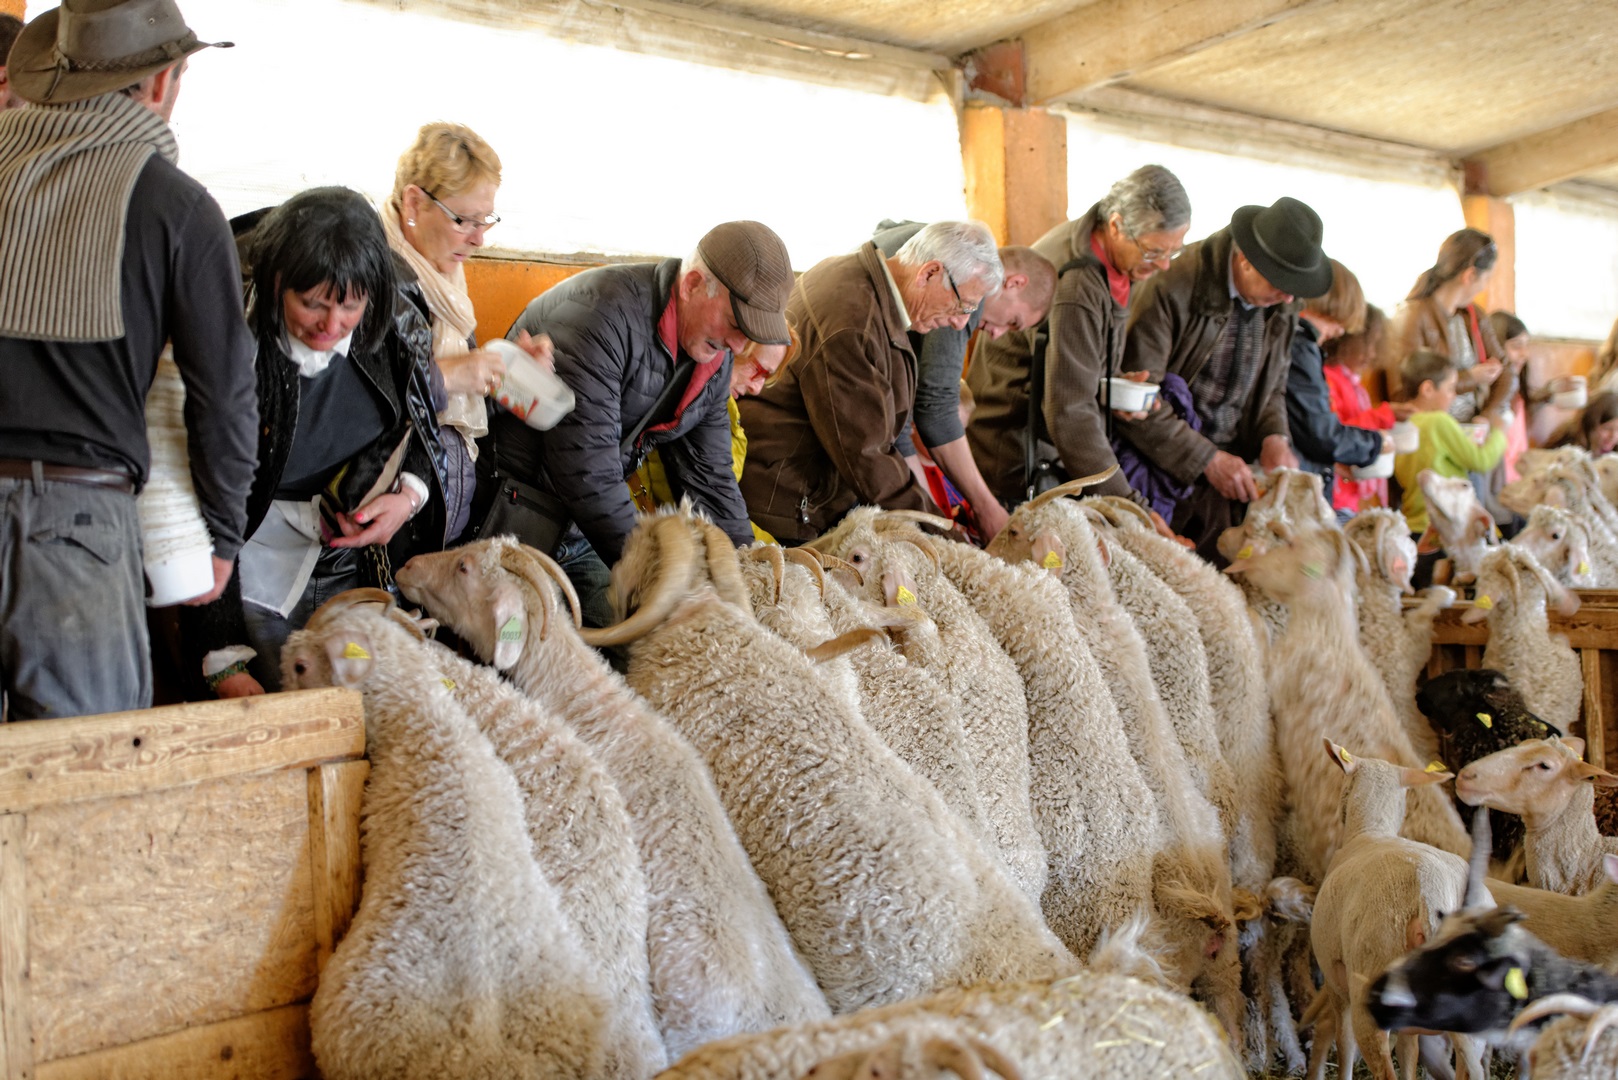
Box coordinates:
[1551,375,1587,410]
[487,339,576,430]
[146,548,215,606]
[1106,378,1159,412]
[1464,420,1491,445]
[1351,450,1396,480]
[1390,420,1420,454]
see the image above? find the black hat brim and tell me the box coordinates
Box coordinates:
[1230,204,1333,300]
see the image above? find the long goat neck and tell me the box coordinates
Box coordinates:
[1523,780,1602,888]
[1278,570,1361,652]
[1340,759,1410,842]
[505,575,644,739]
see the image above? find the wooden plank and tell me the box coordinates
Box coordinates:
[1584,649,1611,769]
[1429,603,1618,651]
[27,772,318,1062]
[36,1004,314,1080]
[308,760,369,971]
[0,689,364,814]
[0,815,29,1080]
[1465,106,1618,197]
[1023,0,1330,103]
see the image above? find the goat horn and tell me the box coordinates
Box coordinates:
[578,515,696,648]
[818,552,863,585]
[780,547,825,597]
[747,544,786,605]
[804,627,885,663]
[701,521,753,615]
[498,543,576,640]
[1507,993,1600,1035]
[1463,799,1492,909]
[875,509,957,532]
[1089,495,1155,530]
[306,587,397,631]
[890,531,940,572]
[381,605,431,642]
[1022,465,1121,511]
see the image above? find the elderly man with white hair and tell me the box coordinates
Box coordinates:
[739,220,1004,543]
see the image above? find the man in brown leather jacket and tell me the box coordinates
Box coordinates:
[1116,197,1331,561]
[738,221,1003,544]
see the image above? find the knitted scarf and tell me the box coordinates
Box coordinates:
[0,92,178,341]
[381,202,486,444]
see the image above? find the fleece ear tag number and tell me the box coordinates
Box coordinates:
[498,617,523,643]
[1505,966,1528,1000]
[1474,594,1493,610]
[1476,712,1493,729]
[342,642,370,660]
[895,585,918,606]
[1041,551,1063,569]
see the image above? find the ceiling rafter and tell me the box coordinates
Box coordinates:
[1463,107,1618,197]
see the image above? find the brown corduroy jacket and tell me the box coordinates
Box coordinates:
[966,205,1134,505]
[1385,297,1508,411]
[1115,227,1298,486]
[737,242,933,542]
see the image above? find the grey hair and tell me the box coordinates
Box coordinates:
[680,249,724,298]
[894,221,1004,294]
[1100,165,1191,240]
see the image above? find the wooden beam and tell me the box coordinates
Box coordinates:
[1022,0,1328,105]
[1461,194,1515,314]
[1465,107,1618,197]
[0,815,29,1080]
[308,760,369,972]
[959,105,1067,246]
[36,1004,315,1080]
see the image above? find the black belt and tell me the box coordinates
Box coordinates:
[0,459,136,494]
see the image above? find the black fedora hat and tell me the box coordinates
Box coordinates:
[1229,197,1331,300]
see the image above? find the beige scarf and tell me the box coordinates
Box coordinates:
[0,92,179,341]
[382,202,486,448]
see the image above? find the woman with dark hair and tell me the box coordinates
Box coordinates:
[184,186,447,696]
[1552,391,1618,456]
[1386,228,1508,421]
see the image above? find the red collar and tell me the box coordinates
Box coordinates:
[1090,229,1131,308]
[646,291,724,435]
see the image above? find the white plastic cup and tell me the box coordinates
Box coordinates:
[146,548,215,606]
[1550,375,1587,410]
[1351,450,1396,480]
[486,338,576,430]
[1106,377,1159,412]
[1464,420,1491,445]
[1390,420,1419,454]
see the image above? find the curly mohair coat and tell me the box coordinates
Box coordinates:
[1227,527,1471,881]
[988,484,1243,1045]
[396,541,828,1057]
[282,602,611,1080]
[597,508,1077,1015]
[651,920,1243,1080]
[1466,543,1584,735]
[1343,509,1455,765]
[928,532,1162,959]
[811,508,1048,905]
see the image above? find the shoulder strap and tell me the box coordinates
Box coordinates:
[622,355,697,460]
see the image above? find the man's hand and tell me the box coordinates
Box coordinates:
[329,491,416,549]
[1205,451,1259,502]
[215,672,265,698]
[1260,434,1298,472]
[975,500,1010,543]
[514,330,556,372]
[183,555,234,606]
[1110,370,1159,422]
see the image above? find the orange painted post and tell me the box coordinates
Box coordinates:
[1461,192,1515,315]
[464,257,594,346]
[0,0,21,21]
[959,104,1067,247]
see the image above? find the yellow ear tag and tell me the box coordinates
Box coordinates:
[1339,749,1354,765]
[895,585,918,606]
[497,617,523,643]
[440,678,456,690]
[1474,594,1493,610]
[1476,712,1493,728]
[1425,760,1448,773]
[1041,551,1063,569]
[1238,546,1254,560]
[1505,966,1527,1000]
[342,642,370,660]
[1579,561,1591,576]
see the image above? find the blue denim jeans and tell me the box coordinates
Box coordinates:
[241,557,366,692]
[0,474,150,721]
[554,533,616,630]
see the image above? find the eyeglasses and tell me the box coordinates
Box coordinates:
[943,267,980,316]
[1132,236,1182,264]
[425,190,500,234]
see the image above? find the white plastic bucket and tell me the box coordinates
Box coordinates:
[1351,450,1396,480]
[1105,377,1159,412]
[145,549,216,606]
[1464,420,1491,445]
[1550,375,1588,410]
[1390,420,1419,454]
[487,338,576,430]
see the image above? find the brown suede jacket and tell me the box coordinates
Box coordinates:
[1115,226,1298,486]
[738,242,933,542]
[1385,297,1508,412]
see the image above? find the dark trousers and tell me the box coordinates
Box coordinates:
[1171,478,1245,567]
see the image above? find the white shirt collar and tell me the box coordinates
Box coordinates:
[283,331,353,378]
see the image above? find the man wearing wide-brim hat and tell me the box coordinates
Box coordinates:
[0,0,258,720]
[1115,196,1331,562]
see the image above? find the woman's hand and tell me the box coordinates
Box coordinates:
[1467,359,1504,389]
[439,349,507,396]
[514,329,555,373]
[215,672,265,698]
[1390,401,1418,420]
[329,491,416,549]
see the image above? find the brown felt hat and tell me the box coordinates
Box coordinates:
[696,220,793,346]
[11,0,232,105]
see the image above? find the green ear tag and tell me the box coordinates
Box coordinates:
[498,617,523,643]
[1476,712,1493,729]
[1505,966,1527,1000]
[1303,562,1324,580]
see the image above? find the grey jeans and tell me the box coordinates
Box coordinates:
[0,474,150,721]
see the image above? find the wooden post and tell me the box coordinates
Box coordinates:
[0,1,21,22]
[959,105,1068,247]
[1461,190,1515,315]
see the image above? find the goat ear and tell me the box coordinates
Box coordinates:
[1400,764,1454,788]
[325,632,374,689]
[882,567,920,608]
[1460,600,1491,625]
[490,581,527,670]
[1415,525,1442,555]
[1572,760,1618,788]
[1605,854,1618,885]
[1562,735,1587,757]
[1324,738,1358,774]
[1030,530,1067,575]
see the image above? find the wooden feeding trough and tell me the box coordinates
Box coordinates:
[0,689,366,1079]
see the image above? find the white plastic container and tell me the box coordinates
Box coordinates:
[486,338,576,430]
[1351,450,1396,480]
[1105,377,1159,412]
[1463,420,1491,445]
[1550,375,1588,410]
[1390,420,1420,454]
[138,353,216,606]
